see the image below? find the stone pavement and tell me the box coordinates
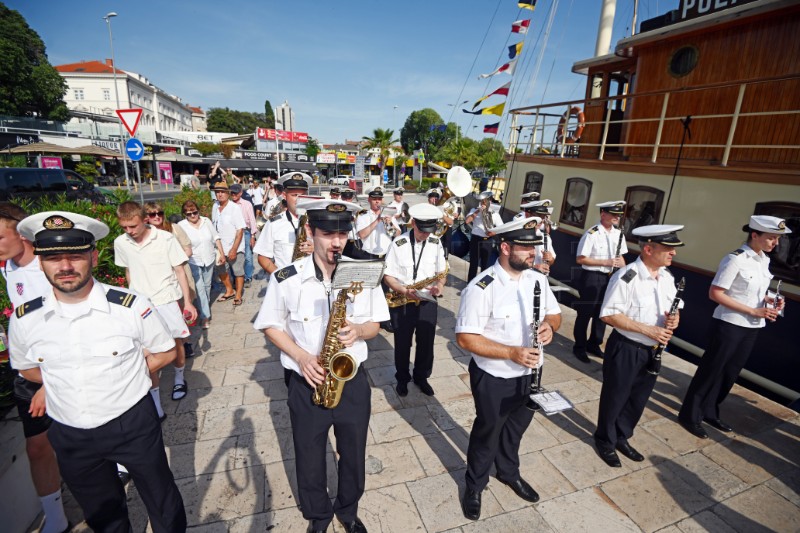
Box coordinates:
[53,255,799,533]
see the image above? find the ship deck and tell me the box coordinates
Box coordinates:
[38,256,800,532]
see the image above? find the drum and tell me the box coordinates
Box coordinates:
[449,223,471,258]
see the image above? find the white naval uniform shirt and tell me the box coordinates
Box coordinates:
[355,209,400,256]
[600,257,681,346]
[576,223,628,273]
[252,209,300,270]
[9,282,175,429]
[467,208,503,238]
[455,263,561,378]
[387,200,408,222]
[2,257,49,309]
[265,195,282,214]
[711,244,772,328]
[253,255,391,375]
[384,230,447,285]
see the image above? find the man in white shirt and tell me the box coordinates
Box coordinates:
[210,182,246,304]
[11,211,185,532]
[230,183,258,287]
[386,187,410,225]
[456,216,561,520]
[355,187,400,259]
[0,203,68,533]
[465,191,503,281]
[249,180,265,216]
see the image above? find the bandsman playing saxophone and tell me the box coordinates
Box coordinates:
[253,172,314,275]
[355,187,400,260]
[456,217,561,520]
[255,199,390,533]
[383,203,448,397]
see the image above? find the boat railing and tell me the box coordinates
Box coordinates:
[509,73,800,167]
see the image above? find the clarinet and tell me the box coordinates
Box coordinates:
[525,281,545,411]
[647,277,685,376]
[609,226,624,276]
[773,280,783,310]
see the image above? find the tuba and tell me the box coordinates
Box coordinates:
[291,212,310,262]
[313,278,362,409]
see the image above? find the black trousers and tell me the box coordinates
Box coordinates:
[465,360,534,492]
[679,319,761,424]
[468,236,497,281]
[441,226,452,259]
[573,270,610,350]
[287,369,371,530]
[14,375,52,438]
[594,331,657,450]
[47,395,186,533]
[390,301,437,383]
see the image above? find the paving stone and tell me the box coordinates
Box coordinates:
[356,484,428,532]
[199,402,290,441]
[371,384,404,414]
[700,435,789,485]
[409,428,470,476]
[536,406,597,444]
[667,452,748,501]
[519,417,561,454]
[542,439,632,490]
[223,360,285,385]
[487,451,575,511]
[234,429,296,467]
[427,398,475,430]
[361,348,395,370]
[461,505,553,532]
[366,365,396,387]
[536,487,641,532]
[545,377,599,405]
[363,440,426,490]
[176,384,244,414]
[242,379,288,404]
[712,485,800,533]
[765,467,800,507]
[203,347,276,369]
[369,407,443,443]
[674,510,741,533]
[162,410,205,446]
[167,436,239,480]
[398,376,472,408]
[177,465,266,526]
[644,417,726,455]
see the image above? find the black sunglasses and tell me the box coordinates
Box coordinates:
[184,210,199,216]
[146,211,165,217]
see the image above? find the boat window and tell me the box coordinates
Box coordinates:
[669,46,699,78]
[754,201,800,284]
[623,186,664,240]
[523,171,543,198]
[559,177,592,229]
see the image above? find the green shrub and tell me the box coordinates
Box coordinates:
[74,162,99,183]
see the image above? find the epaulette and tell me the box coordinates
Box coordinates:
[269,214,282,222]
[106,289,137,308]
[588,225,599,234]
[15,297,43,318]
[476,274,494,290]
[428,236,440,244]
[358,209,368,215]
[730,249,745,256]
[274,264,298,283]
[394,238,408,247]
[621,269,637,283]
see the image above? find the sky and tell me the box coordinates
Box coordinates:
[8,0,675,145]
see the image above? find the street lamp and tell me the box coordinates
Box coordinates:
[103,12,131,191]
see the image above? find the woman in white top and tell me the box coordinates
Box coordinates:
[177,200,226,329]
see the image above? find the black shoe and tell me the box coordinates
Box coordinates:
[413,379,435,396]
[380,320,394,333]
[587,345,605,358]
[117,471,131,485]
[183,342,194,358]
[704,418,733,433]
[395,381,408,397]
[461,488,481,520]
[338,517,367,533]
[679,419,709,439]
[615,441,645,462]
[595,446,622,468]
[498,477,540,503]
[572,347,590,363]
[306,525,327,533]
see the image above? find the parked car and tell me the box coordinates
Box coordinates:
[328,175,351,186]
[0,167,107,204]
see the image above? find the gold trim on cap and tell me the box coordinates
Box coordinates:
[327,204,347,213]
[43,215,74,230]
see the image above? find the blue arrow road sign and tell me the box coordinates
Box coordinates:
[126,138,144,161]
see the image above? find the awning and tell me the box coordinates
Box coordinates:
[200,159,316,172]
[4,142,120,157]
[151,152,205,163]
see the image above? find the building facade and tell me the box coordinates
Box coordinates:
[275,100,295,132]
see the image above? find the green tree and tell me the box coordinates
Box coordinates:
[400,109,453,162]
[192,141,222,156]
[476,138,507,176]
[305,137,321,158]
[206,107,269,134]
[264,100,275,129]
[440,137,479,168]
[0,4,68,120]
[361,128,398,175]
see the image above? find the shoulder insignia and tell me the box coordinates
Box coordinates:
[395,238,408,247]
[476,275,494,290]
[621,269,637,283]
[106,289,137,308]
[588,225,599,234]
[274,264,298,283]
[269,214,282,222]
[15,297,43,318]
[428,236,440,244]
[730,248,745,256]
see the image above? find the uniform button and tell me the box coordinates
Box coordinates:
[112,351,118,356]
[38,357,44,362]
[304,318,308,322]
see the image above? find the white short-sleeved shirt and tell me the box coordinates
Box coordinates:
[456,263,561,378]
[212,201,246,254]
[9,282,175,429]
[252,209,300,270]
[1,257,49,309]
[467,208,503,238]
[249,187,264,205]
[384,230,447,285]
[600,257,681,345]
[576,223,628,273]
[265,196,283,214]
[356,209,399,256]
[178,217,220,267]
[711,244,772,328]
[253,255,390,375]
[114,227,188,306]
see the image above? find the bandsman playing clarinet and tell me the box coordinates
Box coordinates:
[679,216,790,438]
[255,199,390,533]
[594,224,684,468]
[572,200,627,363]
[383,203,448,397]
[456,217,561,520]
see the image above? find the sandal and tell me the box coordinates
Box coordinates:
[232,299,243,306]
[172,382,188,400]
[216,293,235,302]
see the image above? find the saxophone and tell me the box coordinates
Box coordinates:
[291,213,310,262]
[312,281,363,409]
[386,263,449,308]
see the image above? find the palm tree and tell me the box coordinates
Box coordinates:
[361,128,399,180]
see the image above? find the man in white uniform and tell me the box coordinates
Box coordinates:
[355,187,400,260]
[465,191,503,281]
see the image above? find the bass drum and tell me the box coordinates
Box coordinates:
[449,223,471,258]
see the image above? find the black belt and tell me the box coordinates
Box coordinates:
[583,270,609,276]
[610,330,655,353]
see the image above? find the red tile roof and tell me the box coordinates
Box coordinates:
[188,106,204,114]
[55,60,126,75]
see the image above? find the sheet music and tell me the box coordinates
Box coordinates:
[333,259,385,289]
[529,390,573,415]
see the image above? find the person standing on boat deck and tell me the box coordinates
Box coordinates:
[572,201,628,363]
[465,191,503,281]
[678,216,789,439]
[594,225,684,468]
[456,217,561,520]
[255,199,389,533]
